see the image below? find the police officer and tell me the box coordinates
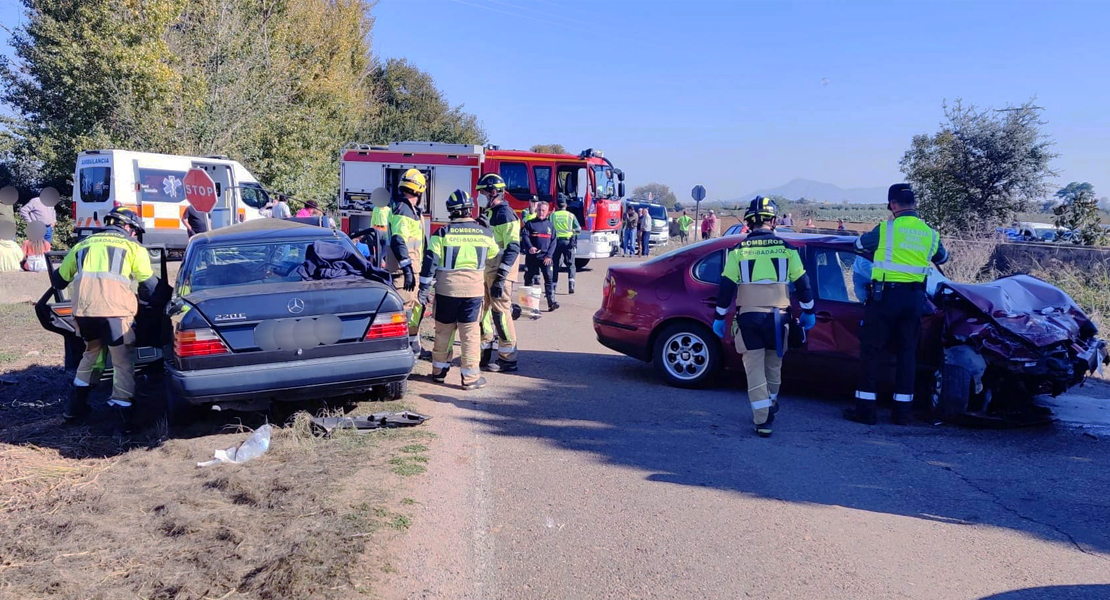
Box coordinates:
[418,189,500,390]
[387,169,427,355]
[53,207,159,430]
[550,196,581,294]
[712,197,815,437]
[522,200,559,311]
[845,183,948,426]
[521,196,540,222]
[476,173,521,373]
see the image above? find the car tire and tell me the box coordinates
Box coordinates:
[575,258,590,270]
[653,322,721,389]
[936,364,972,419]
[165,378,202,426]
[386,378,407,400]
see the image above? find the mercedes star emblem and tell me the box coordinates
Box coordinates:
[287,298,305,314]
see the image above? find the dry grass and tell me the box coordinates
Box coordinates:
[0,446,113,513]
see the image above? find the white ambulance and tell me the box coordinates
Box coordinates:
[73,150,271,248]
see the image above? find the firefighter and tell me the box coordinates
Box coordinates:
[522,200,559,311]
[476,173,521,373]
[845,184,948,426]
[712,197,815,437]
[387,169,427,355]
[550,196,581,294]
[53,207,159,431]
[417,189,500,390]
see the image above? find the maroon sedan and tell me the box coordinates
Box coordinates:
[593,233,1108,424]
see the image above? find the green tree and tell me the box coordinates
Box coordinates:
[899,99,1059,234]
[1054,182,1107,246]
[529,144,567,154]
[362,58,486,147]
[631,182,678,208]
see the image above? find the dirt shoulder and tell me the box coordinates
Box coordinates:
[0,300,433,599]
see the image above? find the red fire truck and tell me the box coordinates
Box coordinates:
[337,142,626,268]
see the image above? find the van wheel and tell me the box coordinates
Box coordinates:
[575,258,590,270]
[653,322,720,389]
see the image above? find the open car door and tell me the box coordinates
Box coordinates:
[35,245,175,372]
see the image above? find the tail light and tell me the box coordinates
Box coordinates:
[602,271,613,308]
[71,201,77,220]
[174,327,230,357]
[366,311,407,339]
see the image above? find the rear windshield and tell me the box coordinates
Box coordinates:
[180,239,356,293]
[79,167,112,203]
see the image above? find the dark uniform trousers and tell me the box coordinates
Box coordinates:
[524,255,555,302]
[552,239,575,290]
[857,283,927,400]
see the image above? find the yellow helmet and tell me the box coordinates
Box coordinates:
[398,169,426,196]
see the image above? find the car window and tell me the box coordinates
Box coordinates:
[693,249,724,284]
[181,239,353,293]
[810,247,867,304]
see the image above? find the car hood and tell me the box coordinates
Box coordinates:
[939,275,1097,348]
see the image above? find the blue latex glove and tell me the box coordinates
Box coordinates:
[712,319,727,338]
[799,311,816,330]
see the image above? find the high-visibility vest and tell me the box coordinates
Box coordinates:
[58,229,154,317]
[552,210,575,239]
[371,205,392,229]
[721,233,806,309]
[871,216,939,283]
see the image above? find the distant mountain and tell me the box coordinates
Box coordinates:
[725,179,888,205]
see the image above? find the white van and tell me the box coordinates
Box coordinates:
[74,150,271,248]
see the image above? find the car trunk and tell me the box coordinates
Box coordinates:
[183,279,390,352]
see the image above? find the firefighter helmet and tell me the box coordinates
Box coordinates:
[477,173,506,193]
[398,169,426,196]
[103,206,146,235]
[446,189,474,218]
[743,196,777,224]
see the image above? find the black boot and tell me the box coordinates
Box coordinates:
[462,377,487,391]
[486,359,518,373]
[63,386,91,421]
[548,299,560,312]
[755,412,774,438]
[480,348,492,370]
[892,402,913,425]
[568,280,575,294]
[843,400,878,425]
[109,400,136,434]
[431,367,450,383]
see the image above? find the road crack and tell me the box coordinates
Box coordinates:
[897,437,1107,562]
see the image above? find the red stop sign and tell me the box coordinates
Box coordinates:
[183,168,218,213]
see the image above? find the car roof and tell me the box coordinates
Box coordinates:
[189,219,341,246]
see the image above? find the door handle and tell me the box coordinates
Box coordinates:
[815,311,833,322]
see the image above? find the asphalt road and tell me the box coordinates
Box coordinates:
[385,254,1110,600]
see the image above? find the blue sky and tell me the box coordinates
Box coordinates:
[4,0,1108,201]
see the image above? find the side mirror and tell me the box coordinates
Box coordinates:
[618,182,626,198]
[617,170,625,182]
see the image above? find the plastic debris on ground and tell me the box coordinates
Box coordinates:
[309,411,430,436]
[197,424,272,467]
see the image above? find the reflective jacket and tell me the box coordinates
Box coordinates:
[715,229,814,314]
[419,218,500,298]
[483,203,521,282]
[552,209,581,240]
[386,199,424,273]
[57,227,156,318]
[856,212,947,284]
[371,205,392,229]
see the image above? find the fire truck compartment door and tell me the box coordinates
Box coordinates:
[428,165,476,221]
[341,161,386,208]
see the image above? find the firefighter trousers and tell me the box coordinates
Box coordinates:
[74,316,136,402]
[524,255,555,304]
[392,271,424,351]
[733,310,786,426]
[480,271,517,363]
[856,284,926,405]
[432,295,483,387]
[552,240,575,290]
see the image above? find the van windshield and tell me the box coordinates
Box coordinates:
[79,167,111,203]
